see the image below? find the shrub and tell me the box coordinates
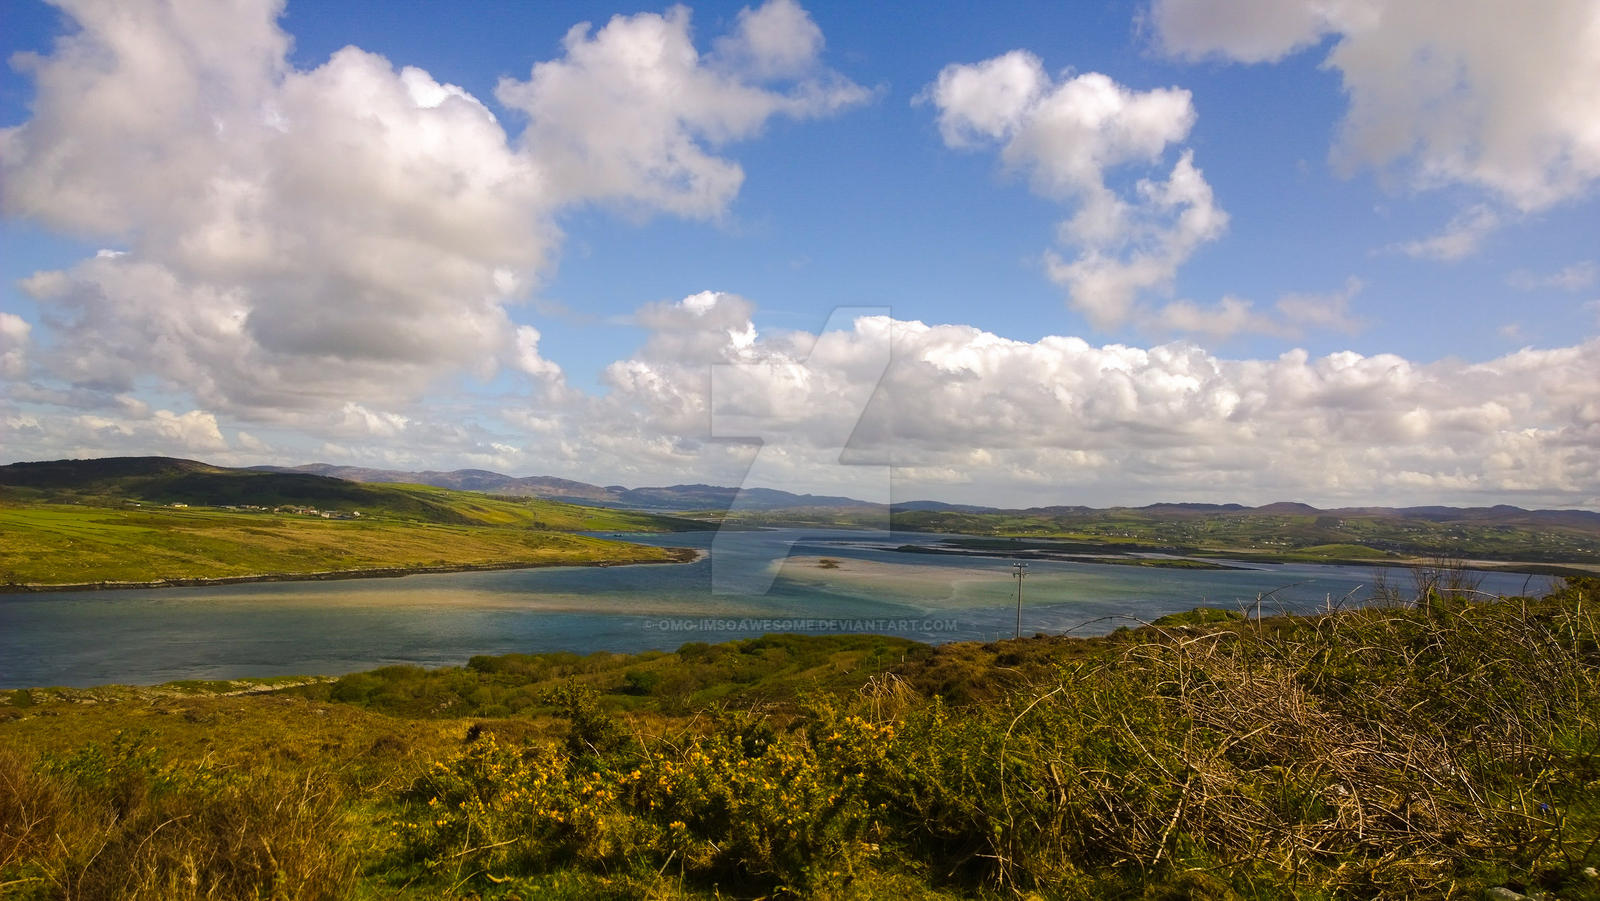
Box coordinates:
[4,733,354,900]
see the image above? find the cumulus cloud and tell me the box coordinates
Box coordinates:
[925,53,1229,330]
[580,292,1600,506]
[1,0,866,417]
[495,0,870,218]
[2,407,229,460]
[1150,0,1600,212]
[7,284,1597,506]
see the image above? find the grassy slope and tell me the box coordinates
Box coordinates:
[2,581,1597,899]
[0,460,705,586]
[0,502,691,586]
[0,457,695,532]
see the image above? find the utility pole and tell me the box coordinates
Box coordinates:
[1012,561,1028,639]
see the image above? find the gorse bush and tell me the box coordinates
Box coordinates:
[312,634,927,719]
[395,704,886,894]
[389,582,1600,898]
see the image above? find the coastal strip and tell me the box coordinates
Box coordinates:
[0,546,704,594]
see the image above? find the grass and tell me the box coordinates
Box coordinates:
[0,501,693,587]
[2,579,1598,898]
[0,467,697,532]
[727,506,1600,568]
[0,456,710,586]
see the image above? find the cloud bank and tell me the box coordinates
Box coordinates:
[558,293,1600,508]
[1,0,867,419]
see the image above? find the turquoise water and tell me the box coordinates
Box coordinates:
[0,529,1552,688]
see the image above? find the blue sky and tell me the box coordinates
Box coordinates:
[1,0,1597,508]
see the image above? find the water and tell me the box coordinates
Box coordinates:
[0,529,1553,688]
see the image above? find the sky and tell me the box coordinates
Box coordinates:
[1,0,1598,509]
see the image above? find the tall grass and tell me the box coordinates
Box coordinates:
[0,732,353,900]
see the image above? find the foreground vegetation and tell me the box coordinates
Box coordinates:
[0,458,702,587]
[3,578,1598,898]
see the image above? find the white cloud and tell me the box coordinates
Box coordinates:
[512,326,563,383]
[1151,0,1600,211]
[2,407,228,460]
[0,313,30,379]
[570,292,1600,506]
[714,0,825,78]
[1,0,865,417]
[1508,261,1598,292]
[925,53,1230,330]
[7,286,1598,506]
[335,402,411,440]
[1043,151,1229,327]
[1392,204,1499,261]
[1148,0,1336,63]
[494,1,869,219]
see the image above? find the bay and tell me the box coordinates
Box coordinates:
[0,528,1553,688]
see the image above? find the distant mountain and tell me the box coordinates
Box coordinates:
[2,456,481,522]
[251,464,614,501]
[616,484,880,511]
[34,457,1597,529]
[893,499,1002,513]
[1254,501,1322,515]
[0,456,218,487]
[1133,502,1251,515]
[251,465,885,511]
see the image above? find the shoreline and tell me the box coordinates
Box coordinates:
[0,546,704,594]
[894,536,1600,579]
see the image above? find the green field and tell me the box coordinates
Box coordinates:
[720,504,1600,569]
[2,579,1597,899]
[0,457,710,587]
[0,502,696,587]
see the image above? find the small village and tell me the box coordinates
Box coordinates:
[134,500,364,520]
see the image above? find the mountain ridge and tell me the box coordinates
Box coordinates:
[245,461,1600,525]
[4,457,1596,527]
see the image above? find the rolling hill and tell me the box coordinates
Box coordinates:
[0,457,704,588]
[0,456,699,531]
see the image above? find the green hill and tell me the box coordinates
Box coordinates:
[0,457,705,588]
[0,456,699,531]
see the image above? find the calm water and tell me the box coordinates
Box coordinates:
[0,529,1553,688]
